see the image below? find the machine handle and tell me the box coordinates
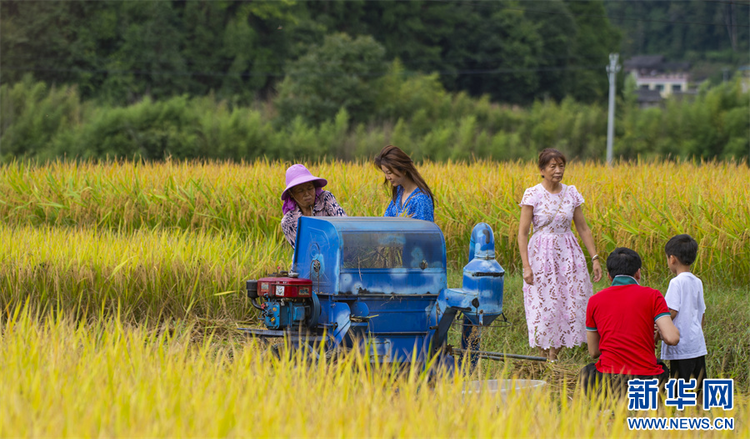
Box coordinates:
[467,271,504,277]
[250,298,264,311]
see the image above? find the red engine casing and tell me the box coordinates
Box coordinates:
[257,277,313,298]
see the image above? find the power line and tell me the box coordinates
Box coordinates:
[1,51,618,78]
[4,53,613,65]
[0,64,605,78]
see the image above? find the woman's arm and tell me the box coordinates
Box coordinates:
[280,213,298,247]
[322,191,347,216]
[410,193,434,222]
[573,206,603,282]
[518,205,534,285]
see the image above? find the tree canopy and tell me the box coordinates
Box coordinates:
[1,0,625,106]
[2,0,747,110]
[606,0,749,61]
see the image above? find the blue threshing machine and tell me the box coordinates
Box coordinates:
[243,217,545,366]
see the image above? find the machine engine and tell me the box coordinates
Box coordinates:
[247,274,319,330]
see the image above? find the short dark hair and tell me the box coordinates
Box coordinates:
[606,247,642,277]
[538,148,567,170]
[665,234,698,266]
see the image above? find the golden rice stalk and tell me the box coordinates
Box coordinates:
[0,159,747,283]
[0,308,745,438]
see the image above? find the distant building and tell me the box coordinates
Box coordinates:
[634,89,663,109]
[624,55,691,98]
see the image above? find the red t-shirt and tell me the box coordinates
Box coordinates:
[585,284,671,376]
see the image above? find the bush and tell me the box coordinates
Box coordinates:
[0,76,84,160]
[1,76,748,163]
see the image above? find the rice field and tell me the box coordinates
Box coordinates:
[0,159,748,283]
[0,159,748,438]
[0,310,746,438]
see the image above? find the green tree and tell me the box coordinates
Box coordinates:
[606,0,749,60]
[179,1,232,97]
[0,1,118,98]
[354,0,618,104]
[531,1,577,102]
[274,33,387,125]
[99,2,188,103]
[455,5,544,103]
[1,0,301,104]
[563,0,621,102]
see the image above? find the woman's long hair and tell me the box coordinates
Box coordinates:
[374,145,436,205]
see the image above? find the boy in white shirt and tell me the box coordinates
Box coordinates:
[660,234,708,391]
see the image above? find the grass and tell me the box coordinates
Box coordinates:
[0,308,746,438]
[0,224,283,323]
[0,159,748,284]
[0,222,746,393]
[0,158,748,437]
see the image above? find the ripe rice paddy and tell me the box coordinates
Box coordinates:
[0,159,748,437]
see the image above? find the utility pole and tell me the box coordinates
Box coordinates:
[0,3,3,159]
[606,53,620,166]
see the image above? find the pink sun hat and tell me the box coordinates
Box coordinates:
[281,164,328,201]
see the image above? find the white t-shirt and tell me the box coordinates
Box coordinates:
[661,272,707,360]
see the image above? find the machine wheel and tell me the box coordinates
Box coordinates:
[306,293,321,327]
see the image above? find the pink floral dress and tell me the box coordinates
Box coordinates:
[520,183,593,349]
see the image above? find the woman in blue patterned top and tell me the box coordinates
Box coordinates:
[374,145,435,221]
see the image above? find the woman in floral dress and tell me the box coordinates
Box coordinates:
[517,149,603,362]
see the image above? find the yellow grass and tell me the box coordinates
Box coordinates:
[1,159,748,438]
[0,159,748,283]
[0,309,746,438]
[0,224,283,322]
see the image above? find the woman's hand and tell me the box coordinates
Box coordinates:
[592,260,603,283]
[523,266,534,285]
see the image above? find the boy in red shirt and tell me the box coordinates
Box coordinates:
[580,247,680,395]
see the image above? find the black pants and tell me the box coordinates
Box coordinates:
[670,356,708,398]
[579,361,670,396]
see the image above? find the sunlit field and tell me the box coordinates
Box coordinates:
[0,159,748,437]
[0,310,746,438]
[1,159,748,282]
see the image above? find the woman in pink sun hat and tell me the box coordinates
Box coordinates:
[280,164,347,248]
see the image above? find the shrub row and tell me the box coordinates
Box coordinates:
[1,75,748,162]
